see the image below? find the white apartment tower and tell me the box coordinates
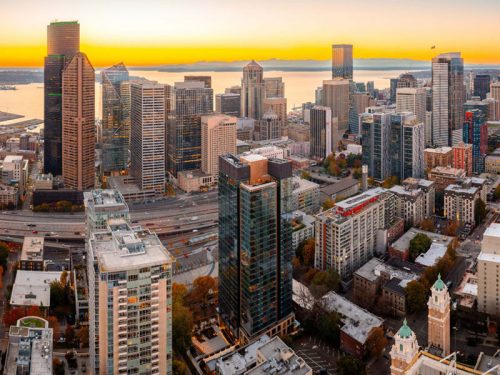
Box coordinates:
[130,82,165,193]
[477,223,500,317]
[201,114,237,176]
[396,87,426,126]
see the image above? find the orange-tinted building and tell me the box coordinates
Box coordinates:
[452,142,473,176]
[62,52,95,191]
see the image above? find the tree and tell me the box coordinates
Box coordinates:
[296,237,315,267]
[3,307,26,327]
[317,311,341,347]
[0,242,9,271]
[353,168,362,180]
[310,269,341,297]
[420,218,436,232]
[322,198,335,211]
[409,233,432,261]
[405,280,428,313]
[173,283,188,306]
[46,315,60,338]
[173,359,188,375]
[300,171,311,180]
[382,176,399,189]
[337,355,366,375]
[60,270,69,286]
[53,358,65,375]
[444,220,459,236]
[474,199,486,225]
[77,326,89,347]
[65,325,76,345]
[188,276,217,305]
[494,185,500,201]
[172,302,194,354]
[366,326,388,358]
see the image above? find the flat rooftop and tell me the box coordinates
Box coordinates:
[21,236,44,262]
[292,176,319,194]
[354,257,420,283]
[10,271,62,307]
[216,335,271,375]
[391,228,454,253]
[90,220,174,272]
[415,243,447,267]
[83,189,128,212]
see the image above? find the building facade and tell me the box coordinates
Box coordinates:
[463,109,488,174]
[321,79,350,142]
[452,142,473,176]
[444,179,481,225]
[61,52,95,191]
[477,223,500,317]
[331,44,353,80]
[130,82,165,193]
[215,93,240,117]
[101,63,130,175]
[44,21,80,176]
[218,155,295,343]
[427,275,451,356]
[241,60,265,120]
[361,112,391,181]
[309,106,333,160]
[201,114,237,176]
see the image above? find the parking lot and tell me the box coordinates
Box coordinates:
[292,337,338,374]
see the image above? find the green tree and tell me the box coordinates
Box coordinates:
[300,171,311,180]
[337,355,366,375]
[317,311,341,347]
[172,302,194,354]
[409,233,432,261]
[494,185,500,201]
[405,280,428,313]
[474,199,486,225]
[173,359,188,375]
[310,269,341,297]
[353,168,362,179]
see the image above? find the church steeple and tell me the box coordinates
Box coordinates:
[390,319,419,375]
[427,273,451,356]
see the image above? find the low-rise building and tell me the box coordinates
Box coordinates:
[106,176,156,202]
[428,166,466,191]
[0,183,18,208]
[4,317,53,375]
[289,211,315,250]
[484,148,500,173]
[291,177,320,214]
[10,270,62,308]
[444,179,482,225]
[452,142,473,176]
[34,174,53,190]
[178,170,217,193]
[20,237,45,271]
[319,178,360,204]
[388,228,454,262]
[1,155,28,195]
[215,335,312,375]
[415,242,447,267]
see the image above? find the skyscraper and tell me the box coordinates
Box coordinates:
[218,155,295,343]
[361,112,392,181]
[463,109,488,174]
[432,52,466,147]
[61,52,95,191]
[241,60,265,120]
[396,87,426,125]
[130,81,165,193]
[44,21,80,176]
[331,44,353,79]
[322,79,350,142]
[255,110,281,141]
[201,114,237,176]
[166,81,213,177]
[473,74,490,100]
[309,106,333,160]
[263,97,287,131]
[184,75,212,88]
[87,217,174,375]
[397,73,418,89]
[101,63,130,175]
[264,77,285,98]
[490,81,500,121]
[215,93,240,117]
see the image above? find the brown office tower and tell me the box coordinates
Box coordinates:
[62,52,95,191]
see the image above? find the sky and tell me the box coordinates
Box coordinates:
[1,0,500,67]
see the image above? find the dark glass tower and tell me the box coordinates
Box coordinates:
[44,21,80,175]
[218,155,294,342]
[473,74,490,100]
[101,63,130,174]
[463,109,488,174]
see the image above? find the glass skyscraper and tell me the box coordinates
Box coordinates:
[101,63,130,175]
[331,44,353,80]
[463,109,488,174]
[361,112,391,181]
[44,21,80,176]
[218,154,295,343]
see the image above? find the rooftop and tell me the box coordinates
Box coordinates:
[292,176,319,194]
[84,189,128,212]
[21,237,44,262]
[320,178,359,197]
[89,219,174,272]
[354,257,420,284]
[322,291,383,344]
[216,335,271,375]
[397,319,413,339]
[429,166,466,177]
[10,271,62,307]
[424,147,452,154]
[391,228,454,253]
[415,243,447,267]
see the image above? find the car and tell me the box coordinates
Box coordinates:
[27,224,36,227]
[32,230,38,234]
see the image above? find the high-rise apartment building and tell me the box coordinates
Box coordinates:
[452,142,473,176]
[431,52,466,147]
[88,219,174,375]
[309,106,333,160]
[463,109,488,174]
[351,92,374,134]
[314,188,395,280]
[444,179,481,225]
[130,82,165,193]
[201,114,237,176]
[44,21,80,176]
[473,74,490,100]
[361,112,391,181]
[396,87,426,125]
[490,82,500,121]
[424,147,453,170]
[241,60,265,120]
[264,77,285,98]
[166,81,213,177]
[61,52,95,191]
[215,93,240,117]
[477,223,500,317]
[389,113,425,180]
[331,44,353,79]
[218,155,295,343]
[322,79,350,141]
[101,63,130,175]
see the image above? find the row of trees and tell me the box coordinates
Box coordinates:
[33,200,84,213]
[323,153,362,177]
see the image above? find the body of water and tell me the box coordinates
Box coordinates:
[0,69,418,122]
